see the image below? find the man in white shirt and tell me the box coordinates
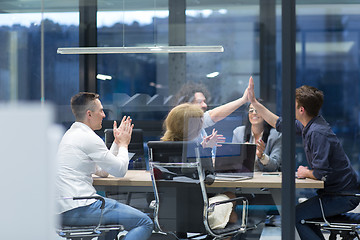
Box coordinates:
[57,92,153,240]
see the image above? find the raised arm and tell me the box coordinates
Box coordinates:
[248,76,279,128]
[93,116,133,178]
[207,78,250,123]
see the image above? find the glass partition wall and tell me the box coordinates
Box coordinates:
[1,0,360,239]
[96,0,263,142]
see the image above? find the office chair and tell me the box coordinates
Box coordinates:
[148,141,248,240]
[301,192,360,240]
[104,128,145,168]
[57,196,124,240]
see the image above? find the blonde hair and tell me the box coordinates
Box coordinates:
[161,103,204,141]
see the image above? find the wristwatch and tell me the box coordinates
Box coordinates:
[260,153,266,161]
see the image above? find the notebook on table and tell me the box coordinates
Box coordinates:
[214,143,256,181]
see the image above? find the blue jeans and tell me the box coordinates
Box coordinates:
[296,194,359,240]
[61,197,153,240]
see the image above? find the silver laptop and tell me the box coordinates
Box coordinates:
[214,143,256,181]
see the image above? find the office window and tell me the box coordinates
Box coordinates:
[294,3,360,170]
[1,0,360,238]
[0,12,43,101]
[96,1,260,145]
[0,4,79,125]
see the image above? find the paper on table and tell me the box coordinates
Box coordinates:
[215,176,251,181]
[261,173,281,176]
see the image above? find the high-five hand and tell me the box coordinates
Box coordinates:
[248,76,256,104]
[241,82,249,103]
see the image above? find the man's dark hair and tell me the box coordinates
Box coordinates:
[296,85,324,118]
[173,82,210,105]
[70,92,99,121]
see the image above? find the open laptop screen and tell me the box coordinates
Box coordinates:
[214,143,256,177]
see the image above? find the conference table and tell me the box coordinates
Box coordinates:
[93,169,323,189]
[93,170,323,239]
[93,170,323,210]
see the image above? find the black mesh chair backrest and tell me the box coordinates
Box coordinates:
[147,141,208,234]
[147,141,214,180]
[148,141,196,162]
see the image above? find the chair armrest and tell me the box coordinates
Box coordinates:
[58,196,125,239]
[311,192,360,226]
[206,196,249,234]
[71,196,106,229]
[208,196,248,210]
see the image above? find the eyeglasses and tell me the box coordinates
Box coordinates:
[248,108,258,114]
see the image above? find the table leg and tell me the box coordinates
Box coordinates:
[269,189,301,240]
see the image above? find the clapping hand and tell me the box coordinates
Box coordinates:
[256,139,266,159]
[113,116,134,148]
[201,129,225,148]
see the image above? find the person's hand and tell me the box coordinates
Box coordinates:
[113,116,134,148]
[297,165,309,179]
[248,76,256,104]
[240,85,249,103]
[256,139,266,159]
[201,129,218,148]
[216,133,226,146]
[201,129,225,148]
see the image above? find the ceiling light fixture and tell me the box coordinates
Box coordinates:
[57,46,224,54]
[57,0,224,55]
[206,72,219,78]
[96,74,112,80]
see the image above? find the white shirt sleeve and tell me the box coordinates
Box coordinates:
[85,135,129,177]
[95,165,109,177]
[203,111,216,129]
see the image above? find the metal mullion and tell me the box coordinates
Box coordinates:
[79,0,97,92]
[281,0,296,239]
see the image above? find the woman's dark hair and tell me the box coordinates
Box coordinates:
[243,99,272,143]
